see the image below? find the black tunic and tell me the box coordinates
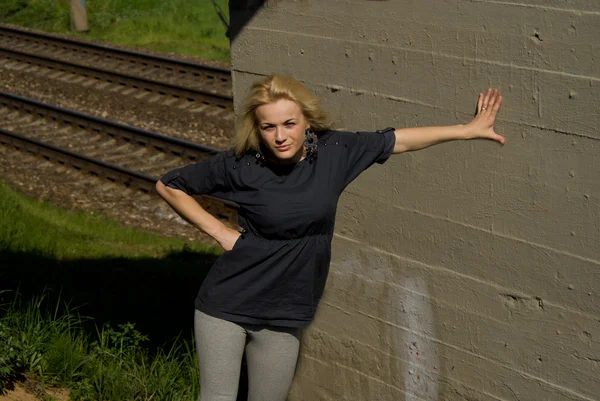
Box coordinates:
[160,128,395,328]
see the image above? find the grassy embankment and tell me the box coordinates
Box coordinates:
[0,178,220,399]
[0,0,230,62]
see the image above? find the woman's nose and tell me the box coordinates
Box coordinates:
[275,126,285,142]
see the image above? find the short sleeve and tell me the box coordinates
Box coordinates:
[342,127,396,187]
[159,151,230,196]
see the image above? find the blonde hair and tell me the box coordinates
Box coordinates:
[234,74,334,156]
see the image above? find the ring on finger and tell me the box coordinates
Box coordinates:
[481,107,487,111]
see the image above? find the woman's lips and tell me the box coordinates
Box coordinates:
[276,145,291,151]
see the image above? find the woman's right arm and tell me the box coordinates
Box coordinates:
[155,180,240,251]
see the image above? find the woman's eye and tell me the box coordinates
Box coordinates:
[285,122,295,127]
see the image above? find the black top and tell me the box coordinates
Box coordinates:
[160,128,396,328]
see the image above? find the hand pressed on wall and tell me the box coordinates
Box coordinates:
[465,88,505,144]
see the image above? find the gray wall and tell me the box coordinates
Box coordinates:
[230,1,599,399]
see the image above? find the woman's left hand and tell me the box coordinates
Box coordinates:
[465,88,505,145]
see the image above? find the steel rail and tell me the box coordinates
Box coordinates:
[0,92,239,214]
[0,47,233,110]
[0,127,239,214]
[0,25,231,83]
[0,90,221,160]
[0,127,158,192]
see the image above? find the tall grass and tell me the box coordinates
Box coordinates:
[0,290,200,400]
[1,0,230,62]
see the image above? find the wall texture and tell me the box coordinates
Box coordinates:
[229,1,599,399]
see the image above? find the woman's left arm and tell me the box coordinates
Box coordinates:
[393,88,504,154]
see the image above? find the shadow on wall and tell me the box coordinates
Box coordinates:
[228,0,266,42]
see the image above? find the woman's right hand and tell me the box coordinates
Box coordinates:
[214,227,242,251]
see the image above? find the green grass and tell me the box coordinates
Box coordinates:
[0,291,200,400]
[0,182,220,398]
[0,180,220,342]
[1,0,230,62]
[0,180,218,260]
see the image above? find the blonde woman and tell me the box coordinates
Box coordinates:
[156,74,504,401]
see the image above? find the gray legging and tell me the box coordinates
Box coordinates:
[194,310,301,401]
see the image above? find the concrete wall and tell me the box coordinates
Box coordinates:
[229,1,599,399]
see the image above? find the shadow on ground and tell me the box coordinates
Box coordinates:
[0,248,250,399]
[0,249,219,345]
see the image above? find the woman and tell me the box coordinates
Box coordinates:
[156,74,504,401]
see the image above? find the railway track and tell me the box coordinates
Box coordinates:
[0,25,232,97]
[0,46,233,113]
[0,91,237,224]
[0,25,234,127]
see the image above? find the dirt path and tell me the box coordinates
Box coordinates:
[0,384,69,401]
[0,385,37,401]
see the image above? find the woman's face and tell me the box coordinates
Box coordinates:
[256,98,309,164]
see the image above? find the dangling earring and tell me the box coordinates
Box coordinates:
[255,143,267,165]
[304,128,318,160]
[255,149,266,165]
